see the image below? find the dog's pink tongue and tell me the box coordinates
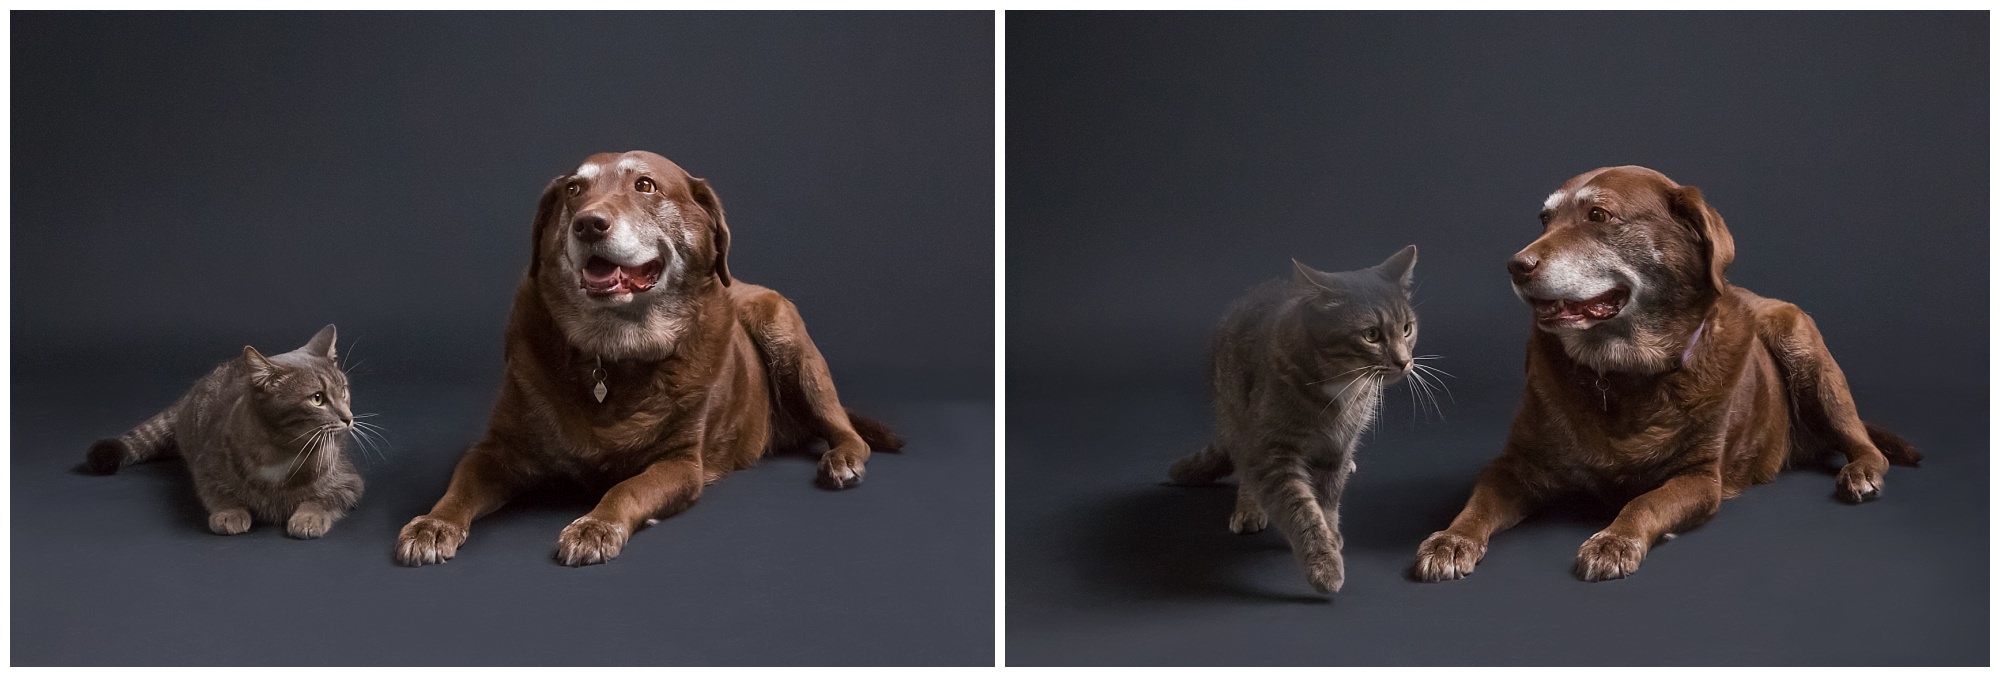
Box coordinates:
[1568,290,1626,319]
[582,257,622,291]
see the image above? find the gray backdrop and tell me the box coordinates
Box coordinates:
[1005,11,1987,665]
[12,11,994,666]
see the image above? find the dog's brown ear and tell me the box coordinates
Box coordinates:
[527,175,569,278]
[1670,185,1734,293]
[689,177,732,287]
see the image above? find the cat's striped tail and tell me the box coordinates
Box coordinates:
[1167,444,1233,485]
[85,408,178,475]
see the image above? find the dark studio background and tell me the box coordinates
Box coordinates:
[11,12,993,666]
[1006,12,1987,666]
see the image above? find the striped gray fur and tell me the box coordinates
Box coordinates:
[86,325,366,539]
[1168,246,1425,595]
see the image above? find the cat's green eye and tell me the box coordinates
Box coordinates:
[1403,322,1413,337]
[1363,328,1383,343]
[310,392,326,407]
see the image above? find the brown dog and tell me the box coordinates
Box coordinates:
[1412,165,1919,582]
[395,150,900,567]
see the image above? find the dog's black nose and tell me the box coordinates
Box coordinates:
[573,214,610,243]
[1508,254,1540,285]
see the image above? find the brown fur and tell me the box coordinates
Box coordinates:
[1413,166,1918,583]
[395,151,899,567]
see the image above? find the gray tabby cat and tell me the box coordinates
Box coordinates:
[85,325,365,539]
[1168,245,1423,594]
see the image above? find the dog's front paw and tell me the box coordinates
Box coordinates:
[817,446,867,490]
[396,516,467,567]
[1835,460,1886,503]
[1228,506,1268,534]
[208,508,252,536]
[555,516,628,567]
[1412,531,1484,582]
[1574,531,1646,582]
[286,508,338,539]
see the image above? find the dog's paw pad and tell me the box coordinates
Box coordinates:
[555,516,627,567]
[1228,508,1267,534]
[1574,531,1646,582]
[816,453,866,490]
[1412,531,1483,582]
[208,509,252,535]
[396,516,466,567]
[1835,461,1885,503]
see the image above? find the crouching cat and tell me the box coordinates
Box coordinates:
[85,324,365,539]
[1168,246,1426,594]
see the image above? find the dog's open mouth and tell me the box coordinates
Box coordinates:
[1533,288,1629,326]
[580,256,665,296]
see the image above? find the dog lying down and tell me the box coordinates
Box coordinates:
[1413,165,1919,583]
[396,150,901,567]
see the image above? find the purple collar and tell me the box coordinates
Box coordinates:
[1681,321,1707,366]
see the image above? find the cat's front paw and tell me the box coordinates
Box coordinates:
[1228,506,1268,534]
[1574,531,1646,582]
[1304,554,1345,594]
[1412,530,1484,582]
[816,445,867,490]
[396,515,466,567]
[555,516,628,567]
[1835,459,1886,503]
[208,508,252,535]
[287,508,339,539]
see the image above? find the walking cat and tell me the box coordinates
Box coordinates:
[1168,245,1425,594]
[85,324,366,538]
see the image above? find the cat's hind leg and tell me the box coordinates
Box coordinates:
[1167,444,1233,485]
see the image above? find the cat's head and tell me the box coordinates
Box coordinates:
[1289,245,1419,385]
[240,324,353,438]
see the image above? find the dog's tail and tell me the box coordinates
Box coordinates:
[847,411,904,453]
[1167,444,1232,485]
[1865,421,1922,467]
[85,407,179,475]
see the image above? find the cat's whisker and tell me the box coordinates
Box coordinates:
[1309,365,1377,386]
[1413,364,1459,404]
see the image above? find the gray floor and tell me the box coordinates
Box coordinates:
[13,363,994,666]
[1005,377,1988,666]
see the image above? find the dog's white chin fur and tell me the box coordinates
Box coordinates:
[546,244,694,363]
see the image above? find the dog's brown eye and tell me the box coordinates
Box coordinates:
[635,177,657,194]
[1538,212,1551,226]
[1588,207,1609,222]
[565,183,581,197]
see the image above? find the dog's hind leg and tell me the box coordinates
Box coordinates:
[555,456,705,567]
[737,288,883,490]
[1762,305,1901,502]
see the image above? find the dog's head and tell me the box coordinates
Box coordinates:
[528,150,732,359]
[1509,166,1733,371]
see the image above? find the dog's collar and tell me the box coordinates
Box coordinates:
[1680,321,1707,368]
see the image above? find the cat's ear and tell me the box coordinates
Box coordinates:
[1374,245,1418,294]
[1291,258,1344,295]
[303,324,338,361]
[243,346,280,388]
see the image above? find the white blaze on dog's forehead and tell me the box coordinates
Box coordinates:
[1574,186,1600,204]
[574,163,600,179]
[617,156,648,173]
[1543,190,1567,210]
